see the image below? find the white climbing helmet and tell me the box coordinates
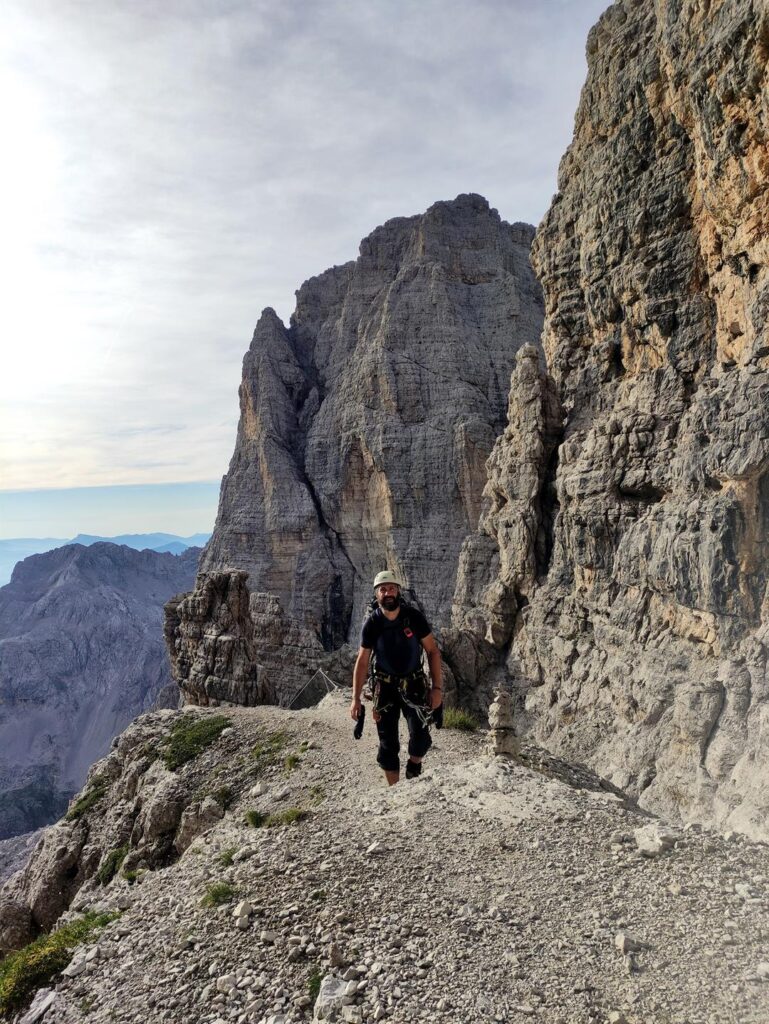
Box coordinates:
[373,570,402,590]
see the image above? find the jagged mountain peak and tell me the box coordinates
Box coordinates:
[193,193,544,673]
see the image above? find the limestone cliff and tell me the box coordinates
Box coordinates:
[450,0,769,838]
[197,195,543,652]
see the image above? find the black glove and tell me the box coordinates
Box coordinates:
[353,704,366,739]
[432,703,444,729]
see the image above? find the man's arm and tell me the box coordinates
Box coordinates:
[421,634,443,709]
[350,646,371,719]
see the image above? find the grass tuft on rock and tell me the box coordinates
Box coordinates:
[246,806,306,828]
[308,967,322,1001]
[284,753,300,773]
[266,807,307,827]
[65,779,108,821]
[161,715,231,771]
[200,881,236,908]
[250,730,289,773]
[211,784,234,810]
[0,912,118,1016]
[97,844,129,886]
[443,708,479,732]
[218,846,237,866]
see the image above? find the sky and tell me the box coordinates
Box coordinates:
[0,0,608,538]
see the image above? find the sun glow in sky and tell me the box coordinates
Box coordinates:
[1,0,608,533]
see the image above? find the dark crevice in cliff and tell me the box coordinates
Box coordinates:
[617,480,667,503]
[699,681,726,768]
[296,467,358,651]
[536,433,563,581]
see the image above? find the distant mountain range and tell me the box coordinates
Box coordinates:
[0,542,200,839]
[0,533,210,587]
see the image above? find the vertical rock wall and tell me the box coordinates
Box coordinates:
[198,194,543,648]
[451,0,769,837]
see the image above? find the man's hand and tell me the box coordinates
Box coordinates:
[350,697,362,720]
[429,686,443,710]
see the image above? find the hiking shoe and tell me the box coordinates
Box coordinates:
[405,759,422,779]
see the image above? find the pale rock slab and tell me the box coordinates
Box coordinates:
[448,0,769,839]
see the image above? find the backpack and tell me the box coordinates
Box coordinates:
[362,594,430,697]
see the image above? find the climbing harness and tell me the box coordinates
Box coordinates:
[372,668,433,728]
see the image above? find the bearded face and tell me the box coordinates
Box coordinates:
[376,584,400,611]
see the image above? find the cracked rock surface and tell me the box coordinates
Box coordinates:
[449,0,769,838]
[188,194,543,654]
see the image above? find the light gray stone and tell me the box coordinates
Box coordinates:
[448,0,769,840]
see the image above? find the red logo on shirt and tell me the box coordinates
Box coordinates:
[404,627,414,638]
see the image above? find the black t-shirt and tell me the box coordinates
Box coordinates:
[360,604,431,677]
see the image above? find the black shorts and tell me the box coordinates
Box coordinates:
[373,674,432,773]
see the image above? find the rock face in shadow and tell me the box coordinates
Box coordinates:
[197,194,543,649]
[450,0,769,837]
[0,544,199,839]
[164,571,355,709]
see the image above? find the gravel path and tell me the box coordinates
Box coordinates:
[24,693,769,1024]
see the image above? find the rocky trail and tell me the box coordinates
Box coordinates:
[4,693,768,1024]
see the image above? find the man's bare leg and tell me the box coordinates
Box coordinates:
[384,770,400,786]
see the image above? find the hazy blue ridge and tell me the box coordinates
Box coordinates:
[0,533,211,586]
[0,542,200,838]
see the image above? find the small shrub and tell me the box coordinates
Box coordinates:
[308,967,322,1001]
[162,715,231,771]
[65,779,107,821]
[0,912,117,1016]
[310,889,327,902]
[443,708,479,732]
[310,785,325,804]
[121,868,140,885]
[245,809,267,828]
[266,807,307,827]
[284,753,300,773]
[97,845,129,886]
[212,784,234,810]
[200,881,235,908]
[218,847,237,867]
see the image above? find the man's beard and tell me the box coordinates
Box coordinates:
[380,596,399,611]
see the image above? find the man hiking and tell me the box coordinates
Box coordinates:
[350,571,443,785]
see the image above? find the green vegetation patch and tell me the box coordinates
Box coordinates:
[0,912,118,1016]
[308,967,322,1001]
[97,845,129,886]
[284,753,300,774]
[65,778,108,821]
[250,729,289,773]
[245,806,307,828]
[443,708,479,732]
[200,881,236,908]
[161,715,231,771]
[211,784,234,810]
[266,807,307,827]
[218,846,237,867]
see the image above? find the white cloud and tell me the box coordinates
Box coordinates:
[0,0,608,491]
